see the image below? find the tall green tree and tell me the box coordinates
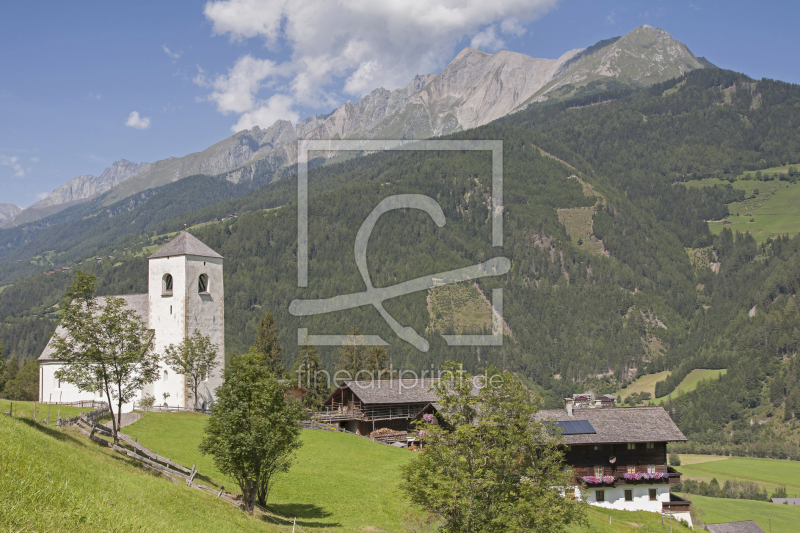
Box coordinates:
[199,350,305,513]
[336,326,367,379]
[52,271,161,442]
[163,330,220,410]
[292,343,330,410]
[252,310,284,376]
[365,346,389,377]
[401,363,585,533]
[2,359,39,401]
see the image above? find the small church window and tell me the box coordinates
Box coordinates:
[162,274,173,296]
[163,370,168,381]
[198,274,209,293]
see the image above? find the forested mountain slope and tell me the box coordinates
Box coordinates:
[3,69,800,457]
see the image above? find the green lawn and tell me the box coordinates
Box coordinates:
[570,507,693,533]
[0,400,89,422]
[125,411,418,532]
[653,369,727,404]
[684,175,800,242]
[0,414,279,533]
[682,493,800,533]
[675,454,800,496]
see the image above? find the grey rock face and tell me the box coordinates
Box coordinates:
[0,203,22,222]
[35,160,151,208]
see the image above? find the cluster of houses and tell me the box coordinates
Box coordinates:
[39,232,698,526]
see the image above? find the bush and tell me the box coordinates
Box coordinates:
[669,453,681,466]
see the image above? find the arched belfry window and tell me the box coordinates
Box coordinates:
[162,274,173,296]
[198,274,209,294]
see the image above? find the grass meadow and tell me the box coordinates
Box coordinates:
[653,369,727,404]
[0,414,279,533]
[125,411,418,532]
[613,369,726,406]
[0,399,90,422]
[684,173,800,242]
[676,454,800,496]
[613,370,671,401]
[680,493,799,533]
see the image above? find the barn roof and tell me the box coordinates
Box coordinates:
[534,406,687,444]
[149,232,223,259]
[38,294,149,361]
[702,521,765,533]
[331,379,441,405]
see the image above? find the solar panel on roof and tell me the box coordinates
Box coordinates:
[551,420,596,435]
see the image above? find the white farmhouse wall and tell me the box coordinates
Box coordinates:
[575,484,690,527]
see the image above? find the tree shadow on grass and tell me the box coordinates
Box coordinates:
[18,418,87,445]
[264,503,340,529]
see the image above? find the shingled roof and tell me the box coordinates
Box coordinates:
[38,294,149,361]
[534,406,687,444]
[334,379,441,405]
[703,521,765,533]
[149,232,223,259]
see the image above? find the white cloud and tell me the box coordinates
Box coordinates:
[689,3,701,11]
[232,94,300,131]
[125,111,151,130]
[162,44,183,60]
[607,11,616,24]
[0,155,24,177]
[200,0,560,130]
[35,192,49,200]
[30,156,39,162]
[471,25,504,51]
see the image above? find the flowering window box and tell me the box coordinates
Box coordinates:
[582,475,615,486]
[622,472,669,483]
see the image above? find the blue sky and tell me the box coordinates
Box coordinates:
[2,0,799,208]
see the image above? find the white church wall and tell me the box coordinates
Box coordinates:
[183,255,224,410]
[147,255,188,408]
[39,361,135,411]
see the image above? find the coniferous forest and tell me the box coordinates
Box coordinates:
[3,68,800,455]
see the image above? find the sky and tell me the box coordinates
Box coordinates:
[2,0,800,208]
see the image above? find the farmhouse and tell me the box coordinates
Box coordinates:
[317,379,440,441]
[38,232,225,411]
[536,398,692,526]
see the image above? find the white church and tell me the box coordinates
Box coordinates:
[38,232,225,411]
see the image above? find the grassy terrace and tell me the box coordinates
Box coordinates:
[681,493,799,533]
[0,399,89,421]
[613,369,727,406]
[676,454,800,497]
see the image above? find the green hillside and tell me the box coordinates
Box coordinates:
[125,412,417,532]
[652,369,728,404]
[681,493,800,533]
[0,414,279,533]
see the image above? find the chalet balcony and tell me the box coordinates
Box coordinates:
[312,402,426,423]
[667,466,682,484]
[662,493,691,513]
[577,472,673,487]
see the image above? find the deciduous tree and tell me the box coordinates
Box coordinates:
[401,363,585,533]
[52,271,161,442]
[199,350,305,513]
[164,330,219,410]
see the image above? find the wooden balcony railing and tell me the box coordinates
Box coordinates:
[662,493,691,513]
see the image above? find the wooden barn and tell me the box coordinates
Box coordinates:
[317,379,439,441]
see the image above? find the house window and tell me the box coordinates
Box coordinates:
[627,443,636,450]
[594,466,603,477]
[198,274,209,293]
[595,490,605,502]
[647,464,656,474]
[627,465,636,474]
[649,489,657,501]
[624,490,633,502]
[162,274,173,296]
[566,488,575,500]
[564,445,571,451]
[646,442,654,449]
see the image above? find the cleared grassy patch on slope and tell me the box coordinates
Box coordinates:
[125,411,417,532]
[683,493,800,533]
[675,455,800,496]
[0,414,278,533]
[613,370,671,401]
[653,369,727,404]
[685,176,800,242]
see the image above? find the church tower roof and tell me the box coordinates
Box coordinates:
[148,231,223,259]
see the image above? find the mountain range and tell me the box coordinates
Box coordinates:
[3,25,712,228]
